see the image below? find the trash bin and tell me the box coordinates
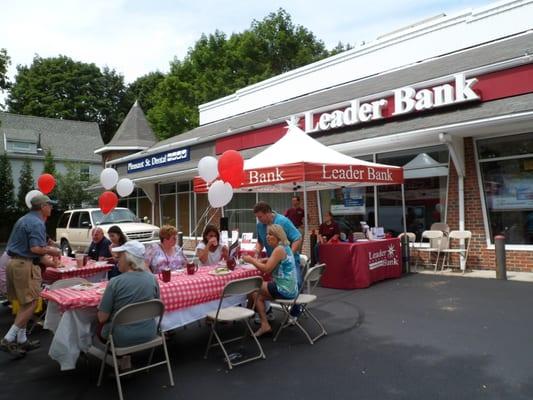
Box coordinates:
[401,235,411,274]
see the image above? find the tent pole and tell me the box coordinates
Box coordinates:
[401,184,407,233]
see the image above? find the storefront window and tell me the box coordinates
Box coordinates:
[225,193,257,236]
[320,187,375,239]
[478,133,533,245]
[377,146,448,238]
[160,194,176,227]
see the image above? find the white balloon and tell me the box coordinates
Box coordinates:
[100,168,119,190]
[25,189,43,209]
[116,178,135,197]
[208,180,233,208]
[198,156,219,183]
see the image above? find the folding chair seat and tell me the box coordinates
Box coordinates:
[96,299,174,400]
[273,263,327,345]
[204,276,265,370]
[414,230,443,271]
[441,230,472,274]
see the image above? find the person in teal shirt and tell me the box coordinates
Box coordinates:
[243,224,298,337]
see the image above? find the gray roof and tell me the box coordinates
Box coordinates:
[150,30,533,149]
[106,101,156,148]
[0,112,104,163]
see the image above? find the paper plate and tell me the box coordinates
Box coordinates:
[208,269,231,276]
[71,283,96,291]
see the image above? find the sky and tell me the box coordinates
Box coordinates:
[1,0,493,90]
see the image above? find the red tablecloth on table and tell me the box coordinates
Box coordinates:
[41,265,261,312]
[43,257,113,282]
[319,238,402,289]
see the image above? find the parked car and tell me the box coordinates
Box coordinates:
[55,207,160,256]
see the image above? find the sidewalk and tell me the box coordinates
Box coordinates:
[417,268,533,282]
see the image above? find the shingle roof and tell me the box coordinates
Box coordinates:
[0,112,104,162]
[106,101,156,148]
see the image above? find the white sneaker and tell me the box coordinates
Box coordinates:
[253,309,275,324]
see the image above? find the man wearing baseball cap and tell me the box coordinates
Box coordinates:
[97,241,160,348]
[2,194,60,358]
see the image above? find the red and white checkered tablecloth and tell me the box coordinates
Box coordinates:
[44,257,113,282]
[41,265,261,313]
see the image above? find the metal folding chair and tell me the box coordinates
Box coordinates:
[273,263,327,345]
[441,230,472,273]
[204,276,265,370]
[414,230,444,272]
[96,299,174,400]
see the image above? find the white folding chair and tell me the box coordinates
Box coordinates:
[204,276,265,370]
[398,232,416,249]
[415,230,443,272]
[430,223,450,251]
[273,263,327,345]
[441,230,472,274]
[96,299,174,400]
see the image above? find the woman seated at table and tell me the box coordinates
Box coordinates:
[106,225,128,279]
[145,225,187,274]
[242,224,299,337]
[97,241,160,347]
[195,224,228,266]
[318,211,341,244]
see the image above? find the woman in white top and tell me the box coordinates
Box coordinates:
[196,224,228,266]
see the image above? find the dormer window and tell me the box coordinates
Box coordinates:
[6,140,38,154]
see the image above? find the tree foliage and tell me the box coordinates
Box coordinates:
[56,162,97,210]
[42,148,58,199]
[0,48,10,109]
[17,159,34,211]
[125,71,165,113]
[148,8,329,139]
[0,153,15,213]
[7,55,130,143]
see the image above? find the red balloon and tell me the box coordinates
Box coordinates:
[37,173,56,194]
[218,150,244,188]
[98,191,118,215]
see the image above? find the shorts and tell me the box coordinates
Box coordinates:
[267,282,294,300]
[6,258,42,305]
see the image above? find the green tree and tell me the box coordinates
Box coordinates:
[0,48,11,109]
[148,9,329,139]
[7,55,129,143]
[56,162,97,210]
[0,153,16,213]
[17,158,34,211]
[42,148,58,198]
[125,71,165,113]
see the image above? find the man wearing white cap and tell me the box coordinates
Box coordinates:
[1,194,60,358]
[97,241,160,347]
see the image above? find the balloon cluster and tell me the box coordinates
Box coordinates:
[25,173,57,208]
[99,168,134,214]
[198,150,244,208]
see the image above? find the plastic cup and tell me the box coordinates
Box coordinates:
[186,262,198,275]
[159,268,171,282]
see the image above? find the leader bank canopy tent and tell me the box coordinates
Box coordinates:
[194,123,406,234]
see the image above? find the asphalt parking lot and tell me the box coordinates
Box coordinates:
[1,272,533,400]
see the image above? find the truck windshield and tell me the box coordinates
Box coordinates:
[92,209,138,225]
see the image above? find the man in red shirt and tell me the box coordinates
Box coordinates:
[318,211,341,244]
[284,196,305,236]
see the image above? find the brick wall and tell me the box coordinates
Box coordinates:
[447,138,533,271]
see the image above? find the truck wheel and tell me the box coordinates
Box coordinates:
[60,240,72,257]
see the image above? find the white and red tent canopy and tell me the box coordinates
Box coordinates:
[194,122,403,193]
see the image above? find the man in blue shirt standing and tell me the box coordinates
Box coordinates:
[253,201,304,318]
[1,195,61,358]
